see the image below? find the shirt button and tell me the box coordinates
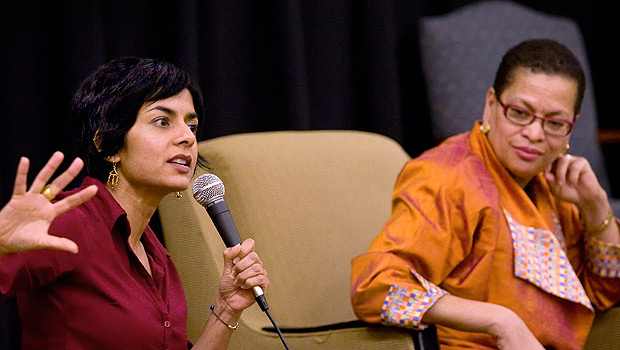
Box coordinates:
[164,320,171,328]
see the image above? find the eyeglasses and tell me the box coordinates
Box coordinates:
[496,95,574,137]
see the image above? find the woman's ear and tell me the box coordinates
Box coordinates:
[93,130,103,153]
[481,87,496,124]
[105,155,121,164]
[94,130,121,163]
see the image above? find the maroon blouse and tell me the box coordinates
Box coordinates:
[0,177,192,349]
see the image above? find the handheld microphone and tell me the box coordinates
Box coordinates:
[192,173,290,350]
[192,173,268,311]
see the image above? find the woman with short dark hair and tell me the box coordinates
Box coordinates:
[0,57,269,349]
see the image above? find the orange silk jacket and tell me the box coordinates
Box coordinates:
[351,123,620,349]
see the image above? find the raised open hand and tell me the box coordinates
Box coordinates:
[0,152,97,257]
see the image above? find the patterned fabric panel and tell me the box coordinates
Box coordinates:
[551,211,567,252]
[586,231,620,278]
[505,210,593,311]
[381,270,448,330]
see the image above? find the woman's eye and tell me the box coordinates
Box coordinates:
[188,123,198,133]
[509,108,532,120]
[155,117,169,127]
[546,120,566,130]
[514,109,529,117]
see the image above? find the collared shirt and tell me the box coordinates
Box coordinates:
[0,177,191,349]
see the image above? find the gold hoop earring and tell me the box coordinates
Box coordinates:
[563,143,570,154]
[479,121,491,134]
[175,191,183,200]
[107,161,119,189]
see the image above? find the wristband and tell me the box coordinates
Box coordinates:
[210,305,239,330]
[588,208,614,234]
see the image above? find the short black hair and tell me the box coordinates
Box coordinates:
[71,57,205,181]
[493,39,586,116]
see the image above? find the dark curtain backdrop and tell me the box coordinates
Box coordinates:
[0,1,616,348]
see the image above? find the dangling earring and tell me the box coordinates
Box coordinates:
[175,191,183,200]
[107,161,119,189]
[479,121,491,134]
[562,143,570,154]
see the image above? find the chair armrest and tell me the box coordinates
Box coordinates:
[262,321,440,350]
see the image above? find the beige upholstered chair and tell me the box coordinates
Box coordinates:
[158,130,438,349]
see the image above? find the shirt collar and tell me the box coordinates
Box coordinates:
[56,176,170,258]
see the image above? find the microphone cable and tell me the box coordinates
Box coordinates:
[256,295,290,350]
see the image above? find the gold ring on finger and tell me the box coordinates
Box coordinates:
[41,185,55,200]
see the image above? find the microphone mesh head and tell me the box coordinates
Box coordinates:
[192,174,225,206]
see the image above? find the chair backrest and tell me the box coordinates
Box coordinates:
[419,0,611,192]
[158,130,411,340]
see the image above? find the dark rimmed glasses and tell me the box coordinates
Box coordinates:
[496,95,574,137]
